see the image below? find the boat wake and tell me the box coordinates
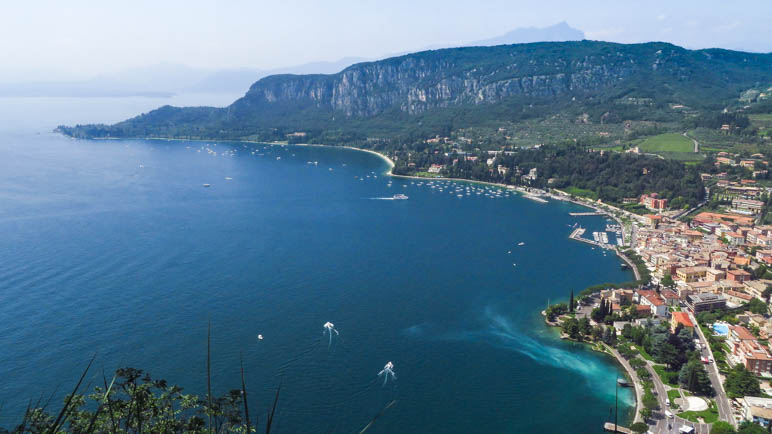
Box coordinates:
[409,307,634,404]
[368,194,408,200]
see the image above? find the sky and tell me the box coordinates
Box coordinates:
[1,0,770,81]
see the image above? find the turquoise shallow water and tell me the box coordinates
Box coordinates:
[0,97,634,433]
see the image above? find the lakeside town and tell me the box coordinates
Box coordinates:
[538,152,772,434]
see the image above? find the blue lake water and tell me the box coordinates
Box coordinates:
[0,96,634,432]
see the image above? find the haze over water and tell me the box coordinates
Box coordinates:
[0,96,633,432]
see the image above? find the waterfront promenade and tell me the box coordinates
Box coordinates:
[603,343,644,425]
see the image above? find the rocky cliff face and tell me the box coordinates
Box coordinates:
[236,43,666,117]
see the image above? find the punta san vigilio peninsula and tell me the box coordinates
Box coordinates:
[1,1,772,433]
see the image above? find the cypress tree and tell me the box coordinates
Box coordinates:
[569,290,574,313]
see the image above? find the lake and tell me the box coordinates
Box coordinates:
[0,95,634,432]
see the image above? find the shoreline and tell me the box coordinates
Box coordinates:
[541,312,643,425]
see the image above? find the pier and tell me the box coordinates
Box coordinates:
[523,194,548,203]
[602,423,631,433]
[569,211,604,216]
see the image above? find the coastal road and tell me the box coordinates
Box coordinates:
[690,312,735,427]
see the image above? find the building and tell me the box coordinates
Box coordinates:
[661,289,680,306]
[600,288,634,305]
[728,326,772,375]
[692,212,754,227]
[727,269,753,283]
[744,280,772,299]
[671,312,695,335]
[717,156,737,166]
[427,164,444,174]
[742,397,772,427]
[640,193,668,211]
[725,232,746,246]
[686,293,727,313]
[676,266,709,283]
[637,290,668,317]
[733,198,765,215]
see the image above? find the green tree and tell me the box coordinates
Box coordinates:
[661,273,675,289]
[562,317,581,340]
[602,326,617,346]
[678,360,714,396]
[630,422,649,434]
[622,323,634,339]
[0,367,262,433]
[591,325,604,341]
[746,298,769,315]
[762,285,772,304]
[724,365,761,398]
[578,316,592,336]
[569,290,575,313]
[545,303,568,321]
[660,342,683,370]
[591,306,605,323]
[711,421,737,434]
[738,421,766,433]
[642,388,659,412]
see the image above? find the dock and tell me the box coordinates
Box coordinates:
[568,227,615,250]
[569,212,603,216]
[524,194,548,203]
[603,423,631,433]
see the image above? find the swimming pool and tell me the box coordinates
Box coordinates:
[713,323,729,336]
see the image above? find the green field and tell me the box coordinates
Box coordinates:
[638,133,695,153]
[750,114,772,138]
[562,186,598,200]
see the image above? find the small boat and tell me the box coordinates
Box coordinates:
[257,334,264,340]
[617,378,630,387]
[225,177,232,180]
[393,194,408,200]
[518,242,525,246]
[203,184,211,188]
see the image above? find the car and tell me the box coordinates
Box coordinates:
[665,398,670,407]
[665,410,674,418]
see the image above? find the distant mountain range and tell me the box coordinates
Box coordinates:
[2,22,584,97]
[422,21,584,50]
[59,40,772,146]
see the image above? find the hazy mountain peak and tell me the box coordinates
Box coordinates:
[467,21,585,46]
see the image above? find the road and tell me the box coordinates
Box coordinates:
[683,132,699,153]
[690,312,735,427]
[671,187,709,220]
[645,360,710,434]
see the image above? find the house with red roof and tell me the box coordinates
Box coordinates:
[671,311,695,335]
[636,290,668,317]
